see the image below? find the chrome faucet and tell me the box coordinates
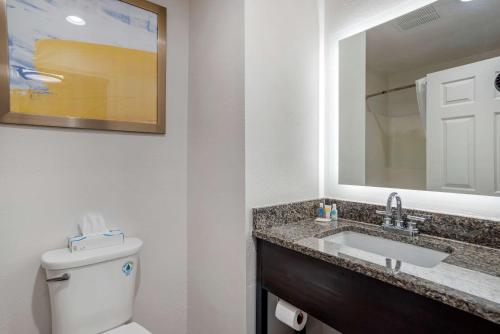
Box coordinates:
[386,192,403,228]
[376,192,428,237]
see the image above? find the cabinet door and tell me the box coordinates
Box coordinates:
[427,56,500,196]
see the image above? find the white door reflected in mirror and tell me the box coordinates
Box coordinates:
[338,0,500,197]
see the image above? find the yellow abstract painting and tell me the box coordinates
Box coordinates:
[10,39,157,124]
[4,0,165,133]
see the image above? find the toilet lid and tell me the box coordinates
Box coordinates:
[104,322,151,334]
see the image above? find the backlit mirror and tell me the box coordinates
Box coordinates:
[339,0,500,196]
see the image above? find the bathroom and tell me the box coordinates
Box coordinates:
[0,0,499,333]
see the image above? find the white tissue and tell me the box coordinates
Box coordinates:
[79,213,109,235]
[69,213,124,252]
[275,299,307,331]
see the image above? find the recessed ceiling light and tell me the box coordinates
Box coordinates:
[66,15,86,26]
[460,0,474,2]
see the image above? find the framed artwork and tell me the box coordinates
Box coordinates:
[0,0,166,133]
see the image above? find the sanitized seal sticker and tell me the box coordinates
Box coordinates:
[122,261,134,276]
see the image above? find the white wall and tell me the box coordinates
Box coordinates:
[0,0,189,333]
[245,0,320,208]
[365,68,426,190]
[245,0,321,333]
[365,69,390,187]
[325,0,500,221]
[187,0,247,333]
[385,71,426,190]
[338,31,366,186]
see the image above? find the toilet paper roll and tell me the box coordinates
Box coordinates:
[275,299,307,331]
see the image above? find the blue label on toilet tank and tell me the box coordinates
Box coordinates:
[122,261,134,276]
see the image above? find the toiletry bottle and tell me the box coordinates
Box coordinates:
[325,205,332,220]
[318,203,324,218]
[331,204,338,221]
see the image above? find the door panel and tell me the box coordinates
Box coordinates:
[427,56,500,195]
[442,77,475,106]
[442,117,475,190]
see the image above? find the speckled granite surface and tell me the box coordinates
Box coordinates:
[253,219,500,324]
[252,199,500,324]
[253,199,319,229]
[253,198,500,249]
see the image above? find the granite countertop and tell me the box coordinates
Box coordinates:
[253,218,500,325]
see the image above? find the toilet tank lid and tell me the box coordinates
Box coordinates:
[41,237,143,270]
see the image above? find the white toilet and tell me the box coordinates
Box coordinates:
[41,238,150,334]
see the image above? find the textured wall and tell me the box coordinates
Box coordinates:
[187,0,247,333]
[245,0,321,332]
[0,0,188,333]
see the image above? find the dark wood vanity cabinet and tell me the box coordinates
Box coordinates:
[256,239,499,334]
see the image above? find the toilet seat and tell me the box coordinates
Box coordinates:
[103,322,151,334]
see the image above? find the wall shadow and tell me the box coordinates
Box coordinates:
[31,266,51,334]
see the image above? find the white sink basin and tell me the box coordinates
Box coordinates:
[322,231,449,268]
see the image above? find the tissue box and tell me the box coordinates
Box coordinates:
[68,230,124,252]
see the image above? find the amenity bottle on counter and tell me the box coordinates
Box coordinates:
[325,205,332,219]
[318,203,324,218]
[331,204,338,221]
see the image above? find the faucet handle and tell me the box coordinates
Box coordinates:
[407,221,419,237]
[376,210,391,217]
[406,215,428,223]
[376,210,394,227]
[408,221,418,229]
[405,215,429,236]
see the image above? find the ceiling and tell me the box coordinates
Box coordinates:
[366,0,500,75]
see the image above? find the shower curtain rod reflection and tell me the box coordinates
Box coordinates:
[366,83,416,100]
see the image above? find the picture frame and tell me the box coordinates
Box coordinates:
[0,0,166,134]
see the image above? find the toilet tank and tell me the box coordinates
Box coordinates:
[41,238,143,334]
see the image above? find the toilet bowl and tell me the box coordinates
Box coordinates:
[41,238,149,334]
